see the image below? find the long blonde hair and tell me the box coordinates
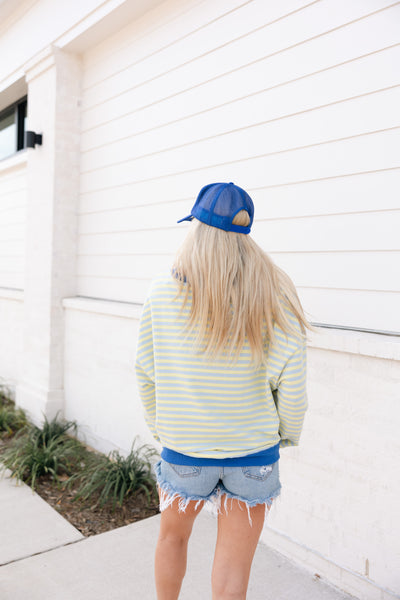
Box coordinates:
[172,210,316,366]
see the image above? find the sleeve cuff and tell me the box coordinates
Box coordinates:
[279,438,298,448]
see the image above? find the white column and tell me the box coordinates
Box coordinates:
[16,45,81,425]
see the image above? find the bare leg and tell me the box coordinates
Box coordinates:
[155,492,203,600]
[211,498,268,600]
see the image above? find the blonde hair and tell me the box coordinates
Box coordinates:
[172,210,316,366]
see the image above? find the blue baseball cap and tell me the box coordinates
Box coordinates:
[177,182,254,234]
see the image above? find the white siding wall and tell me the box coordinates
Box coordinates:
[0,292,24,387]
[0,0,104,84]
[0,159,27,290]
[78,0,400,332]
[0,157,27,387]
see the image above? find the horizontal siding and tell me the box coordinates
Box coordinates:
[78,128,400,199]
[299,288,400,332]
[79,165,400,214]
[80,85,400,178]
[269,252,399,291]
[83,0,250,90]
[79,205,400,251]
[78,169,400,228]
[79,108,400,193]
[251,211,400,252]
[78,0,400,331]
[81,0,308,93]
[0,164,26,290]
[81,0,399,128]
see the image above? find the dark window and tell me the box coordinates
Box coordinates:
[0,96,27,161]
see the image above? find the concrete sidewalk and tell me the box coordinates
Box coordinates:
[0,469,356,600]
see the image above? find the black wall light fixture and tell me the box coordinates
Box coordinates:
[25,130,43,148]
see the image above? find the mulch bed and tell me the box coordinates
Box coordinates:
[0,435,160,537]
[33,474,160,537]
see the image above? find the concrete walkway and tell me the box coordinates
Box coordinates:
[0,468,356,600]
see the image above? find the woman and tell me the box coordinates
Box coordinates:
[135,182,314,600]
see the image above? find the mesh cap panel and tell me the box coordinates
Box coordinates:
[177,182,254,234]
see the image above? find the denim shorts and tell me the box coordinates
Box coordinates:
[154,458,282,525]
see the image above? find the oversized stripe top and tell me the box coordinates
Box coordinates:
[135,272,308,461]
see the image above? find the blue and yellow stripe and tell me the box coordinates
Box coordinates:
[135,273,308,458]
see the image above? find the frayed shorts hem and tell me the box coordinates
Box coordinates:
[154,460,282,526]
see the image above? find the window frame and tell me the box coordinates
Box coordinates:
[0,95,28,161]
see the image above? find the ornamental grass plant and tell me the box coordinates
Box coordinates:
[0,385,159,523]
[0,386,28,437]
[64,438,158,512]
[0,410,86,490]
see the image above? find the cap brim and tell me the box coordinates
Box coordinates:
[177,215,194,223]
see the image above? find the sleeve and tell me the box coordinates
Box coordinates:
[134,294,159,442]
[275,338,308,448]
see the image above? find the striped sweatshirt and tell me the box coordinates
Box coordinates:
[135,273,308,460]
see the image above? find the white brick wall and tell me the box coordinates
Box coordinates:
[62,298,150,455]
[264,341,400,598]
